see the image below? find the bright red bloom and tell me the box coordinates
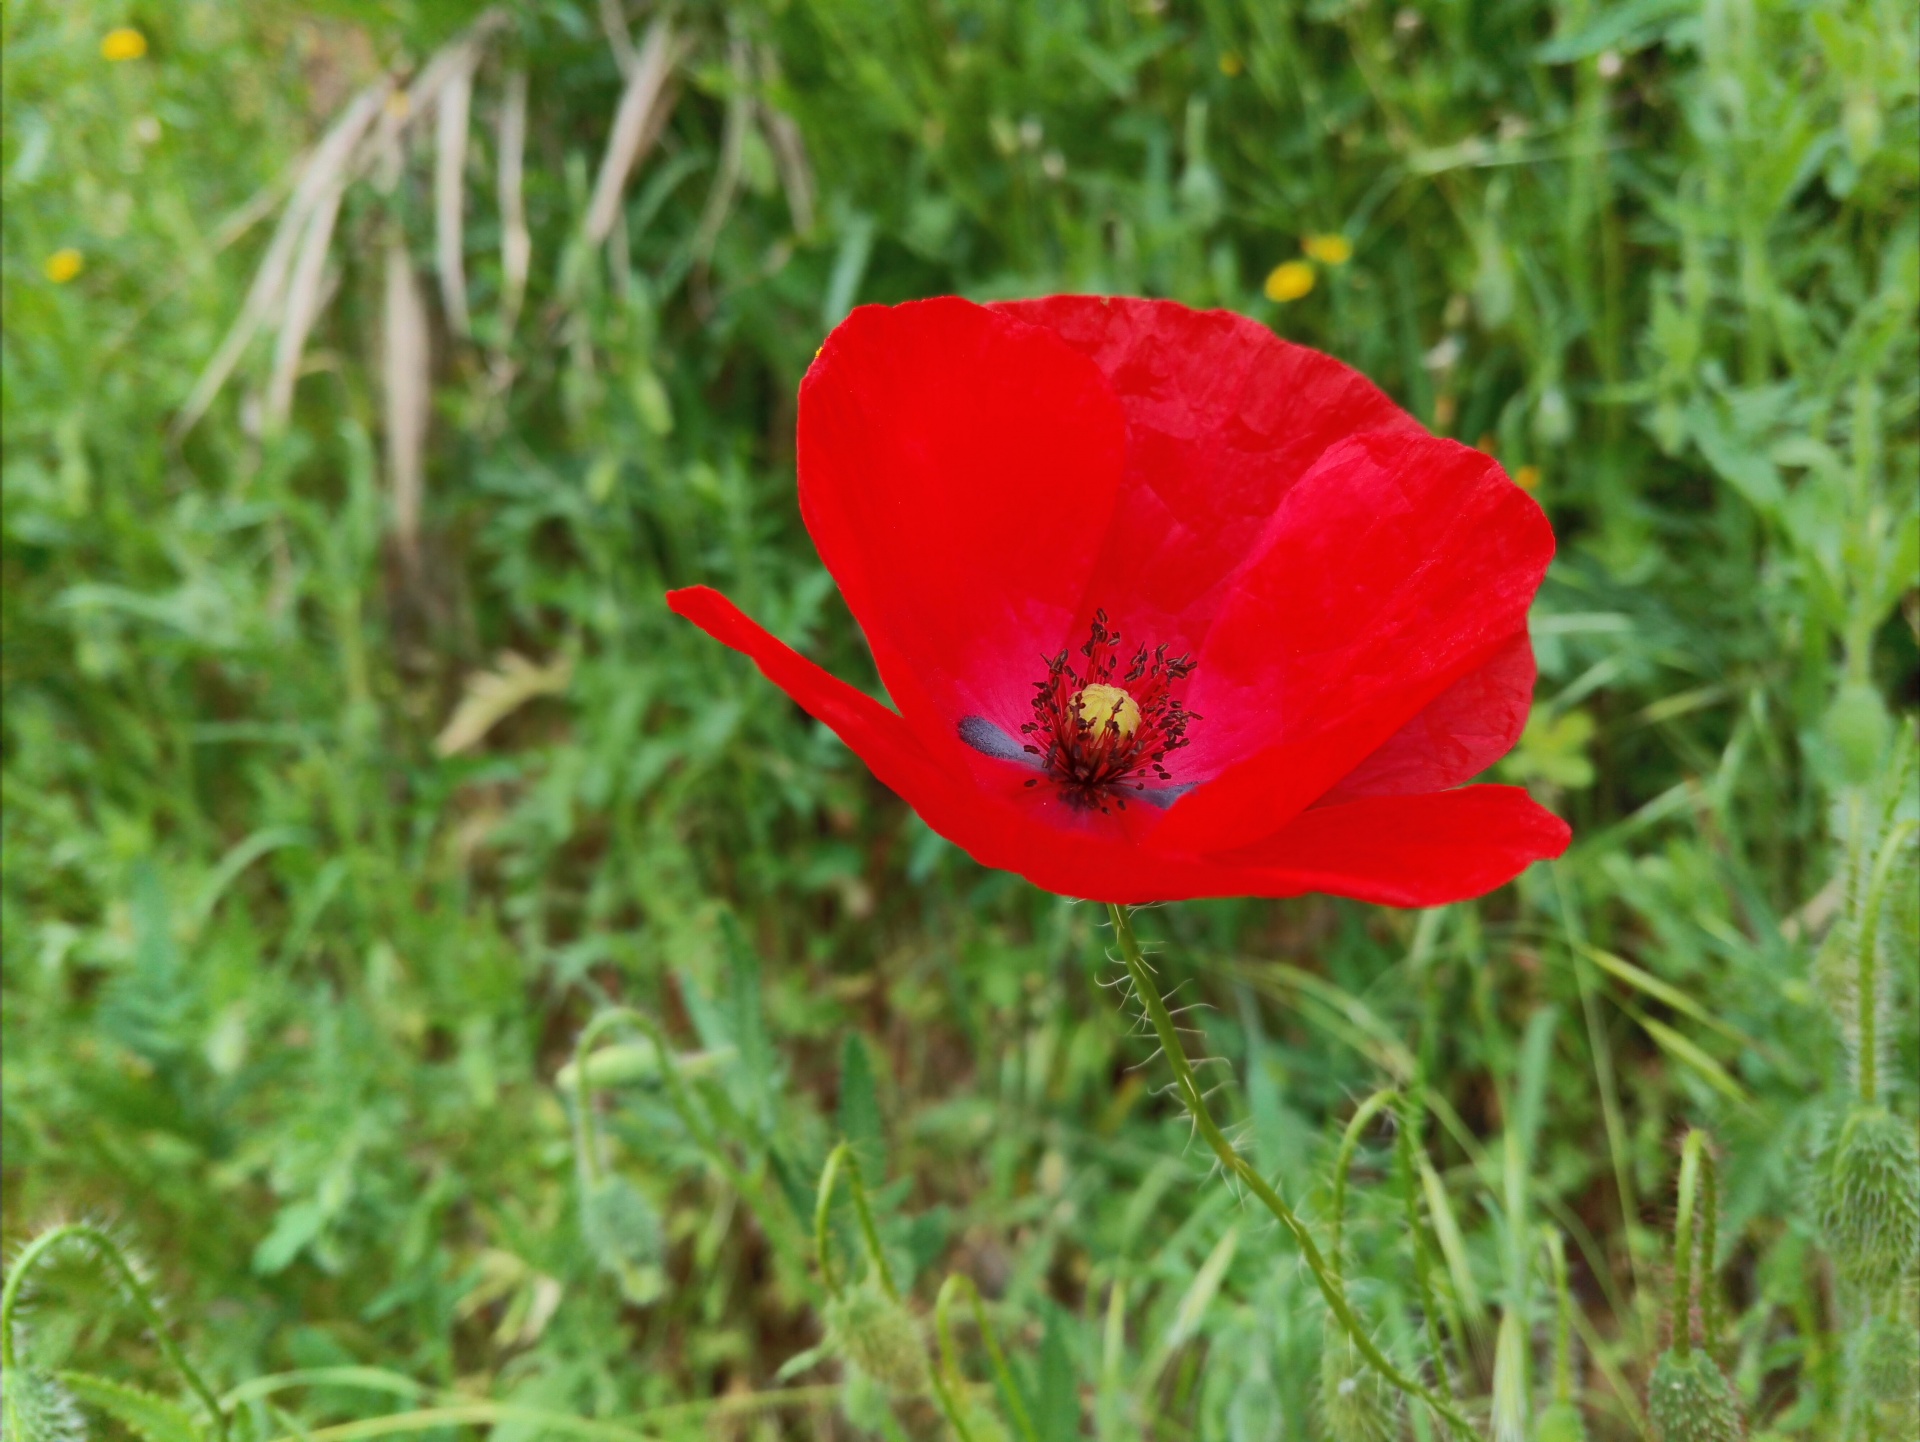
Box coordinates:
[668,296,1569,905]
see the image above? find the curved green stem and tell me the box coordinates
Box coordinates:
[935,1273,1040,1442]
[1397,1090,1459,1404]
[570,1006,806,1282]
[1698,1144,1719,1356]
[1547,1229,1575,1404]
[813,1141,894,1300]
[1671,1130,1704,1359]
[1,1223,229,1441]
[1106,905,1473,1439]
[1330,1087,1399,1278]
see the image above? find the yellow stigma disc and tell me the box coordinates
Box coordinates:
[1075,684,1141,738]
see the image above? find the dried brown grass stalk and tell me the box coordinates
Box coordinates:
[174,80,390,438]
[382,232,431,569]
[757,46,815,237]
[434,47,478,338]
[495,67,531,340]
[584,18,678,246]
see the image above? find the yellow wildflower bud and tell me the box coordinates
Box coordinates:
[1303,233,1354,266]
[101,28,148,62]
[1264,260,1315,303]
[44,249,84,284]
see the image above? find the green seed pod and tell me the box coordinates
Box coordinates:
[825,1280,929,1394]
[1,1369,84,1442]
[955,1399,1013,1442]
[1846,1313,1920,1434]
[837,1363,894,1430]
[1646,1348,1742,1442]
[1820,1107,1920,1295]
[1536,1398,1590,1442]
[1317,1336,1401,1442]
[1821,682,1892,787]
[580,1174,665,1304]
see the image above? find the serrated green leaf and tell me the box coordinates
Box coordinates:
[58,1372,204,1442]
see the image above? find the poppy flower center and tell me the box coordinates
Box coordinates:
[1018,610,1197,812]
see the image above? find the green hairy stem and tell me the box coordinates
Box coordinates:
[1106,904,1474,1440]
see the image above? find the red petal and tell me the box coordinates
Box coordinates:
[798,299,1128,750]
[1158,433,1553,852]
[1215,785,1570,907]
[1318,630,1536,803]
[670,589,1565,907]
[666,586,1224,903]
[994,296,1421,659]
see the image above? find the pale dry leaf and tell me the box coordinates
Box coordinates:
[434,48,476,337]
[175,80,390,438]
[495,67,531,340]
[382,232,431,567]
[692,29,753,262]
[757,45,815,236]
[584,18,678,245]
[263,171,352,429]
[434,651,574,758]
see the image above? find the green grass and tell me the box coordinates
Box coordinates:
[3,1,1916,1438]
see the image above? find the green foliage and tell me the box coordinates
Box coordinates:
[3,0,1917,1437]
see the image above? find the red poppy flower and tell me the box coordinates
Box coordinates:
[668,296,1569,906]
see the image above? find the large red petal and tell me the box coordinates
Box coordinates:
[798,299,1128,750]
[1318,630,1536,804]
[665,586,1224,903]
[993,296,1422,660]
[1213,785,1570,907]
[1156,433,1553,852]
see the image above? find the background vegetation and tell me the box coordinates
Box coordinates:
[3,0,1916,1438]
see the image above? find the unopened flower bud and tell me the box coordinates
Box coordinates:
[825,1280,929,1394]
[1820,1107,1920,1295]
[581,1174,665,1303]
[1821,682,1892,786]
[1537,1398,1589,1442]
[1646,1347,1742,1442]
[1317,1336,1401,1442]
[1846,1313,1920,1433]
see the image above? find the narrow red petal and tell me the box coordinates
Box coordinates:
[994,296,1421,658]
[798,299,1128,751]
[665,586,1222,903]
[1156,433,1553,852]
[1213,785,1571,907]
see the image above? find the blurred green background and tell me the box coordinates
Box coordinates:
[3,1,1916,1438]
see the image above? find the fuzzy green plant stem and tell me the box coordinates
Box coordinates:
[1397,1092,1460,1404]
[1857,820,1917,1105]
[813,1141,894,1301]
[1698,1146,1720,1355]
[570,1006,807,1282]
[1330,1087,1399,1278]
[815,1143,976,1439]
[1,1223,229,1441]
[935,1273,1041,1442]
[1548,1230,1577,1404]
[1106,904,1474,1440]
[1671,1130,1704,1359]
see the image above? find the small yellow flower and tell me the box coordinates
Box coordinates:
[101,27,148,62]
[1263,260,1315,303]
[44,249,84,284]
[1515,464,1542,492]
[1218,53,1244,77]
[1302,233,1353,266]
